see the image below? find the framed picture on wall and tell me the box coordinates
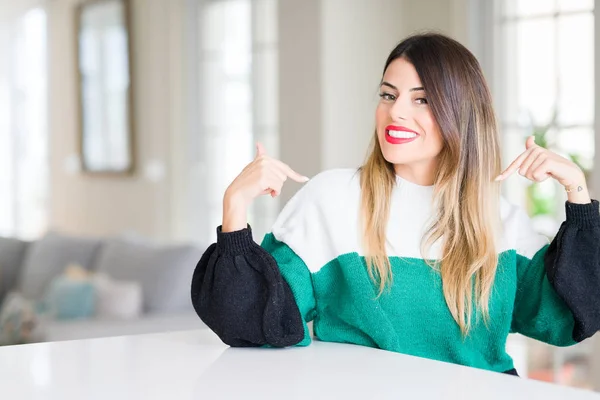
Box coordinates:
[75,0,135,175]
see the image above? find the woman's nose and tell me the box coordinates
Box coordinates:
[389,99,408,121]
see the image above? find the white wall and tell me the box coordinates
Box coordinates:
[47,0,186,240]
[278,0,324,203]
[320,0,406,171]
[319,0,471,172]
[278,0,471,204]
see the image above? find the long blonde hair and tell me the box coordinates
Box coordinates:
[360,34,502,336]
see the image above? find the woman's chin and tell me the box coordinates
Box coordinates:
[381,152,412,166]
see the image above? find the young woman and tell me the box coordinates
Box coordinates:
[191,33,600,376]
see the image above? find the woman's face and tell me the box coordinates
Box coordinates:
[375,57,444,178]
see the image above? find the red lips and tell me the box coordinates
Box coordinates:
[385,125,419,145]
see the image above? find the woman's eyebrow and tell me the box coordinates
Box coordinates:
[380,81,425,92]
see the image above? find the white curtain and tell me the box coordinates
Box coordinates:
[0,0,49,239]
[184,0,279,245]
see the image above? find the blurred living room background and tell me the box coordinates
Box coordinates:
[0,0,598,392]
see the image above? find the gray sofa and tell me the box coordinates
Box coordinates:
[0,231,207,343]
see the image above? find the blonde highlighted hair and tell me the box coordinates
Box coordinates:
[360,33,502,336]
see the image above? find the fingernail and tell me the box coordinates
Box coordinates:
[301,176,310,182]
[494,175,503,181]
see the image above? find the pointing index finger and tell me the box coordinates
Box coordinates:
[495,152,528,181]
[272,159,310,183]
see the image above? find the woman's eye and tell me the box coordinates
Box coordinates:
[379,93,396,101]
[415,98,428,105]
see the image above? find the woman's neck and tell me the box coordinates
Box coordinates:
[393,163,436,187]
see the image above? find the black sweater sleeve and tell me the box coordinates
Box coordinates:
[190,225,305,347]
[545,199,600,342]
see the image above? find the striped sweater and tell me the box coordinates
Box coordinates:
[191,169,600,375]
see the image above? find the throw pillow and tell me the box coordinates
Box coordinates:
[0,292,42,346]
[93,273,142,319]
[94,238,202,313]
[44,265,96,320]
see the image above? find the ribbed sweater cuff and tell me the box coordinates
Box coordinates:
[565,199,600,229]
[216,224,256,255]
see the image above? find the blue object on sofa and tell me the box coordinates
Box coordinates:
[45,277,96,320]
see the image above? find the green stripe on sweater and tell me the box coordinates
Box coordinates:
[261,233,575,372]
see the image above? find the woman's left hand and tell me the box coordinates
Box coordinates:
[495,136,591,204]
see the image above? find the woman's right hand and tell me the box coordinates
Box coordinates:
[222,143,309,232]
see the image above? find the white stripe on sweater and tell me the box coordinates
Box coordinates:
[271,169,548,273]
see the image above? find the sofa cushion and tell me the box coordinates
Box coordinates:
[19,232,102,300]
[93,273,142,319]
[0,237,30,305]
[95,238,202,313]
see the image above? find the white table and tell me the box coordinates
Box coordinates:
[0,329,598,400]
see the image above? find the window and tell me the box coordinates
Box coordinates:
[189,0,279,244]
[496,0,594,238]
[0,7,48,239]
[495,0,595,389]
